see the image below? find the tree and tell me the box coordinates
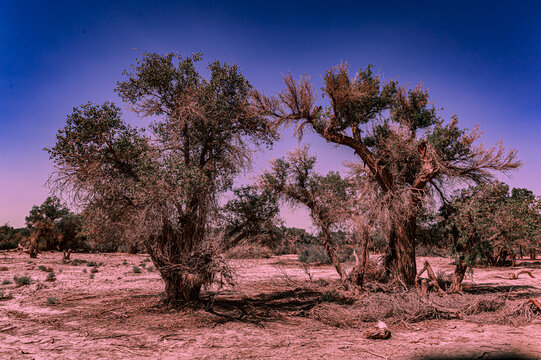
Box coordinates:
[222,185,280,248]
[444,182,540,292]
[23,196,72,255]
[253,63,520,285]
[261,147,354,281]
[46,52,276,304]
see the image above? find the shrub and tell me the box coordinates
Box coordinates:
[13,275,32,286]
[2,279,12,285]
[98,262,103,266]
[0,291,13,300]
[46,272,56,282]
[147,265,154,272]
[0,266,8,271]
[132,266,141,274]
[86,261,97,267]
[82,269,87,273]
[38,265,47,271]
[47,297,58,304]
[71,258,86,266]
[298,245,330,264]
[90,267,98,274]
[122,260,128,265]
[89,273,95,279]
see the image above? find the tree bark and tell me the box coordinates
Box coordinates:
[322,227,345,281]
[349,230,369,287]
[385,217,417,286]
[163,273,202,303]
[449,260,468,293]
[145,219,207,305]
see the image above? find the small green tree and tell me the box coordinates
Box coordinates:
[444,182,540,292]
[46,52,276,304]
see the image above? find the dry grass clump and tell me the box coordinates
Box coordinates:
[307,292,529,328]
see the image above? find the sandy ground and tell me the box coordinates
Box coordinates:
[1,251,540,359]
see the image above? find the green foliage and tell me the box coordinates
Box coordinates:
[122,260,128,265]
[443,182,540,265]
[0,291,13,300]
[2,279,12,285]
[0,224,23,250]
[89,273,95,279]
[132,266,141,274]
[298,245,330,264]
[223,185,280,247]
[46,52,277,302]
[71,258,86,266]
[46,272,56,281]
[47,297,58,304]
[13,275,32,286]
[147,265,154,272]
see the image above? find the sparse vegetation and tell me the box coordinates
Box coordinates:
[13,275,32,286]
[132,266,141,274]
[47,297,59,304]
[2,279,12,285]
[0,291,13,300]
[46,272,56,281]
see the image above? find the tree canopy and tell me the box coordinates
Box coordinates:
[46,52,276,303]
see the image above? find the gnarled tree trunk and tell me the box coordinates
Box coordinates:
[384,217,417,286]
[145,219,208,305]
[450,260,468,293]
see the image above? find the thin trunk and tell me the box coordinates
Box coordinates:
[450,260,468,293]
[349,230,369,287]
[322,227,344,281]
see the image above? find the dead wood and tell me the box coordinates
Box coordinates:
[415,261,446,295]
[363,328,391,339]
[508,270,535,280]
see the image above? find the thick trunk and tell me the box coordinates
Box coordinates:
[163,272,202,303]
[145,219,207,305]
[384,218,417,286]
[450,260,468,293]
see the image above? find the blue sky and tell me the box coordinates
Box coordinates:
[1,0,540,228]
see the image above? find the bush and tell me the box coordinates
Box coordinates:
[46,272,56,282]
[0,291,13,300]
[2,279,12,285]
[147,265,154,272]
[47,297,58,304]
[90,267,98,274]
[13,275,32,286]
[71,258,86,266]
[89,273,95,279]
[0,266,8,271]
[132,266,141,274]
[122,260,128,265]
[298,245,330,264]
[86,261,97,267]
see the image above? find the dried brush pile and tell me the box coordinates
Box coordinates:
[308,292,540,328]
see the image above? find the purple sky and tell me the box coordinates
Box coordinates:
[1,1,540,229]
